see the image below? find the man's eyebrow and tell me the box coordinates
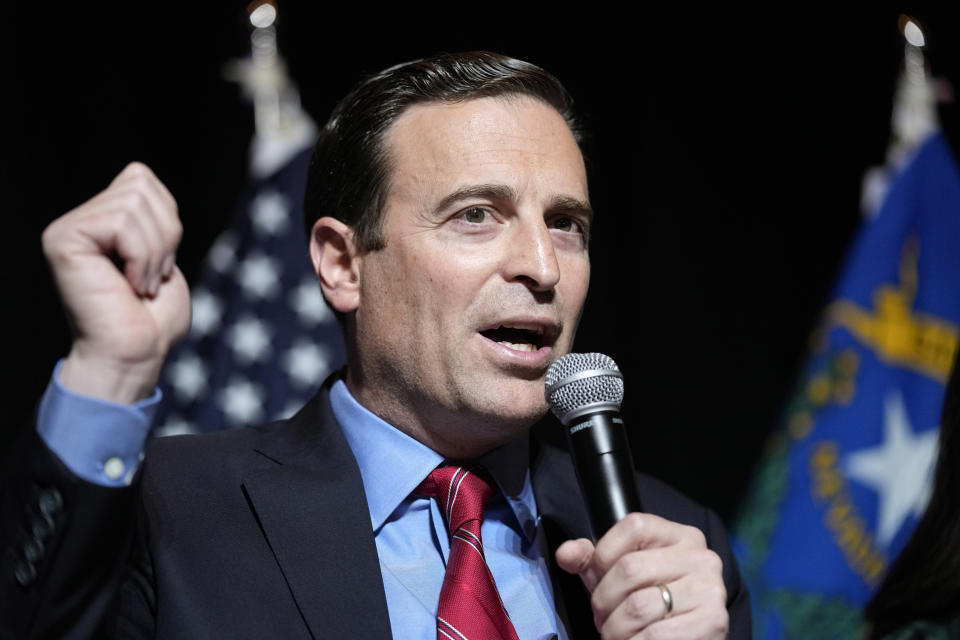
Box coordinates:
[434,184,593,219]
[548,195,594,220]
[434,184,518,213]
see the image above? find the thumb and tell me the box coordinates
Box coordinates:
[144,265,192,345]
[556,538,600,592]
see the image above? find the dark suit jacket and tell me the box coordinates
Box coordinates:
[2,382,751,639]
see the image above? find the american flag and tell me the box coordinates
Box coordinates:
[155,144,346,436]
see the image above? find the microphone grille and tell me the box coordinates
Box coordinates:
[544,352,624,424]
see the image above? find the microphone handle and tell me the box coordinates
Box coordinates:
[565,410,643,537]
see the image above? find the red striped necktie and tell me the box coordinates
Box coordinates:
[417,465,520,640]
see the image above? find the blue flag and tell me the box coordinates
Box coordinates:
[155,146,346,434]
[733,132,960,638]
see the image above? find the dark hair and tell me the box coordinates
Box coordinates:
[863,353,960,636]
[303,51,584,251]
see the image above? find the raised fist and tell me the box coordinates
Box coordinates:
[42,162,191,403]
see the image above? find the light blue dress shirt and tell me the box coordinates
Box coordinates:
[330,380,566,640]
[37,360,161,486]
[37,367,568,639]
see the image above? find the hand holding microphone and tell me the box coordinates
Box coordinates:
[550,353,729,639]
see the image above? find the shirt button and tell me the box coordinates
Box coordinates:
[104,457,125,480]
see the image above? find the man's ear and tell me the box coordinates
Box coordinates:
[310,217,361,313]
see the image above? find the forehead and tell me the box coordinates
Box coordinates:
[381,95,588,208]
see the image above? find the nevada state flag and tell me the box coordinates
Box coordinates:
[734,132,960,638]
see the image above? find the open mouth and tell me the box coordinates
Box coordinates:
[480,323,555,352]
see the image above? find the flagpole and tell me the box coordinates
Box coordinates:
[224,0,317,179]
[156,2,339,436]
[861,16,938,217]
[890,17,937,160]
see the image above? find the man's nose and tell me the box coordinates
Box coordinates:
[503,217,561,291]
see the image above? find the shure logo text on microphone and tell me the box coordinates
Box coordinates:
[569,420,596,435]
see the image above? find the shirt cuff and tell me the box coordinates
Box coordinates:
[37,359,163,487]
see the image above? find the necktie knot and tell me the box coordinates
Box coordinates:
[417,465,493,535]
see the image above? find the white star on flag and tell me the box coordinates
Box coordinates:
[228,315,272,363]
[283,340,332,388]
[290,277,332,325]
[208,231,239,273]
[844,389,940,546]
[238,252,281,299]
[168,353,208,401]
[189,288,223,338]
[218,378,266,426]
[251,190,291,236]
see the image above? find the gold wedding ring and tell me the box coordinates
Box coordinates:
[656,583,674,619]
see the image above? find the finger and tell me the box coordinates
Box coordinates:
[49,200,160,296]
[145,266,192,345]
[84,192,167,295]
[589,546,699,619]
[107,164,182,286]
[598,583,674,640]
[107,192,166,295]
[592,513,707,577]
[99,205,160,296]
[555,538,601,591]
[599,570,726,639]
[108,162,166,204]
[110,162,181,242]
[633,596,729,640]
[96,174,180,292]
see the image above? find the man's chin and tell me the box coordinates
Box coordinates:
[466,394,549,436]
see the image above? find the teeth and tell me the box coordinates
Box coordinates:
[498,341,537,352]
[498,323,544,334]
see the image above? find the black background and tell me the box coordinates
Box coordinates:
[7,3,959,523]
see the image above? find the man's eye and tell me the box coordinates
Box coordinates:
[460,207,489,223]
[551,216,582,234]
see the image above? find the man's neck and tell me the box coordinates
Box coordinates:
[344,370,535,460]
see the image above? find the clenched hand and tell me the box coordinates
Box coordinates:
[42,162,190,404]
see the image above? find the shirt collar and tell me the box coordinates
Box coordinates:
[330,380,539,540]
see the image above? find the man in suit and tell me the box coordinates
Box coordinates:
[2,52,749,638]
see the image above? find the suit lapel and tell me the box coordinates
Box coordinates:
[242,386,393,639]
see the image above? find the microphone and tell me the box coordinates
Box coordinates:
[545,352,643,537]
